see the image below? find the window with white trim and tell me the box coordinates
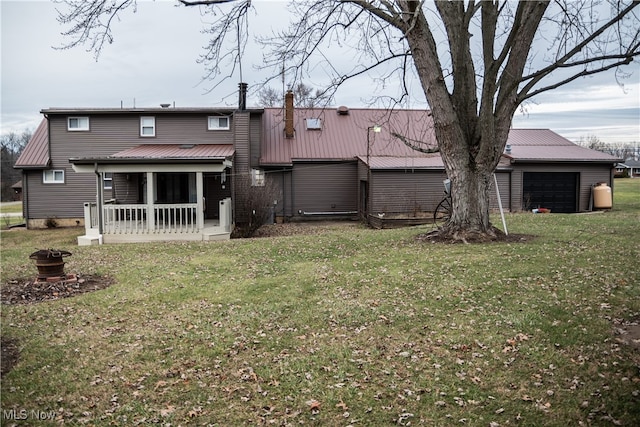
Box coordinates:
[251,169,265,187]
[68,116,89,131]
[208,116,230,130]
[43,169,65,184]
[103,172,113,190]
[140,116,156,137]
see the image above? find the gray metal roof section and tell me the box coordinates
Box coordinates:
[14,119,49,169]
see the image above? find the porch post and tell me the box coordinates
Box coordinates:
[96,167,104,233]
[146,172,155,232]
[196,172,204,230]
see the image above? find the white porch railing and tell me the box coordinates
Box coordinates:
[102,203,199,234]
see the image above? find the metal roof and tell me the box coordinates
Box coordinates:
[504,129,621,162]
[112,144,234,159]
[362,155,444,170]
[261,107,438,165]
[70,144,235,165]
[262,109,620,165]
[41,107,263,115]
[14,119,49,169]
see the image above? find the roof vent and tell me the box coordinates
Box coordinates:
[180,144,195,149]
[337,106,349,115]
[160,103,171,108]
[505,144,512,154]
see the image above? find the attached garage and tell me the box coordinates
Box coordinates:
[522,172,578,213]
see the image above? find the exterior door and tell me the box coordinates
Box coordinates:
[203,172,231,219]
[522,172,578,213]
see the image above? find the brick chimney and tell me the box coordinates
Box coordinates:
[284,90,294,139]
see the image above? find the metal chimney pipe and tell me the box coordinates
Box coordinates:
[238,82,248,111]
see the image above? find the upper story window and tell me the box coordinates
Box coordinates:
[43,169,65,184]
[68,116,89,131]
[140,116,156,137]
[208,116,230,130]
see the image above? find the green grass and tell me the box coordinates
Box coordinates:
[0,202,24,229]
[0,202,23,214]
[1,180,639,426]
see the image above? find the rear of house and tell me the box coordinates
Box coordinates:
[14,105,263,242]
[15,96,620,243]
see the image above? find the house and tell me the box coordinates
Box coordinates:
[15,87,621,244]
[615,159,640,178]
[261,100,620,221]
[15,84,262,243]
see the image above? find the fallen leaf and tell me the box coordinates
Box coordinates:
[336,400,348,410]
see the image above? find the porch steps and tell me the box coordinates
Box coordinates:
[202,230,231,241]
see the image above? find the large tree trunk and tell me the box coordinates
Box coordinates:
[402,1,547,241]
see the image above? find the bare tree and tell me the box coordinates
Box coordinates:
[232,172,279,238]
[257,83,333,108]
[1,129,31,201]
[578,135,637,161]
[55,0,640,241]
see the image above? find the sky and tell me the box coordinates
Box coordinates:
[1,0,639,144]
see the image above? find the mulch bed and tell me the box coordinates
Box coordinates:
[1,274,114,305]
[1,274,114,378]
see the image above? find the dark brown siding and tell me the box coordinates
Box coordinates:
[249,113,262,169]
[233,112,251,222]
[489,172,511,211]
[25,112,235,221]
[266,169,293,218]
[370,170,448,214]
[510,163,613,212]
[113,173,141,204]
[292,162,357,214]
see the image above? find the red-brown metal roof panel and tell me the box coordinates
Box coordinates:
[14,119,49,168]
[263,109,619,165]
[261,107,437,165]
[111,144,235,159]
[505,129,620,162]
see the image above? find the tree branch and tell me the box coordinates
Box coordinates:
[391,132,439,154]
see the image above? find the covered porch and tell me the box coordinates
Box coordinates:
[70,144,235,244]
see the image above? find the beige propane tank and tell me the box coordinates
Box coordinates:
[593,182,612,210]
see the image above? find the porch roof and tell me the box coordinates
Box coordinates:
[70,144,235,165]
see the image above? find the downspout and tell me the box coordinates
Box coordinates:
[22,172,28,226]
[282,171,286,219]
[94,163,103,234]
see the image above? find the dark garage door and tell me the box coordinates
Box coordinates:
[522,172,578,213]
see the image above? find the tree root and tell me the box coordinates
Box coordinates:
[418,225,532,244]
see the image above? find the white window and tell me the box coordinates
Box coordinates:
[43,169,65,184]
[68,116,89,131]
[140,116,155,137]
[251,169,265,187]
[103,172,113,190]
[208,116,230,130]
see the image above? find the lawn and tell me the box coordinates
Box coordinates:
[1,180,639,426]
[0,202,24,229]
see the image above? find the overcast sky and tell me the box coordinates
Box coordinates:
[1,0,639,144]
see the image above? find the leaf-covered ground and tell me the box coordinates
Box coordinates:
[1,180,638,426]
